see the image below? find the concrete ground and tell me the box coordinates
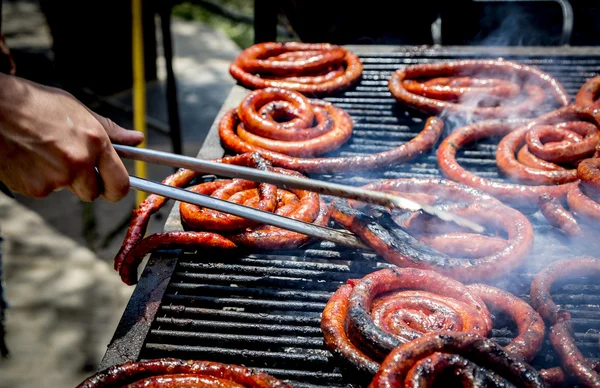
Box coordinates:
[0,1,240,387]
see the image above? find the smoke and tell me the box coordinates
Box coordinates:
[435,2,567,131]
[469,3,564,47]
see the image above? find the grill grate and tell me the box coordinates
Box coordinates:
[132,51,600,387]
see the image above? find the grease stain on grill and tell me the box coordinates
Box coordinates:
[132,52,600,387]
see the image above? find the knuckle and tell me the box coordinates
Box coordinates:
[79,190,97,203]
[86,127,106,148]
[104,177,130,202]
[54,175,73,188]
[114,180,130,200]
[28,182,53,198]
[61,148,93,172]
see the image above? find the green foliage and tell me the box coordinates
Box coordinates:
[172,1,255,49]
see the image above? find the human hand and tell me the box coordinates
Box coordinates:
[0,74,144,202]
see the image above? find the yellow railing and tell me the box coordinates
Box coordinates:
[132,0,147,206]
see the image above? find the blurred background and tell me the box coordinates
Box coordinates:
[0,0,599,387]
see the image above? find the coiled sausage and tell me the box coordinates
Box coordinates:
[389,59,569,118]
[229,42,362,96]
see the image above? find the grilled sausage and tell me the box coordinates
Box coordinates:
[466,284,545,362]
[540,361,600,387]
[417,233,507,258]
[320,268,491,376]
[530,257,600,387]
[576,75,600,109]
[388,59,569,118]
[567,184,600,225]
[402,76,520,101]
[369,332,546,387]
[525,122,598,164]
[220,104,444,173]
[119,231,238,285]
[229,42,363,96]
[538,193,582,236]
[518,144,566,171]
[113,152,271,273]
[496,106,600,185]
[395,203,509,257]
[530,257,600,325]
[180,179,277,231]
[76,358,291,387]
[114,153,328,285]
[232,88,353,157]
[549,318,600,388]
[320,284,381,378]
[566,158,600,225]
[123,374,244,387]
[577,157,600,196]
[331,178,534,282]
[437,118,578,208]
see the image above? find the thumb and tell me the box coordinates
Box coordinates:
[92,112,145,146]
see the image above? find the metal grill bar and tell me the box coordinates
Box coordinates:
[101,47,600,387]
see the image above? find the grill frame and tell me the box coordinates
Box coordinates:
[99,45,600,386]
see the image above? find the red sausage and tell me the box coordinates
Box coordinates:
[320,268,491,377]
[233,88,353,157]
[530,258,600,388]
[229,42,363,96]
[389,59,570,118]
[369,332,545,387]
[576,75,600,109]
[331,178,534,282]
[437,117,578,208]
[220,105,444,174]
[566,158,600,226]
[538,193,582,236]
[114,153,328,285]
[466,283,545,362]
[76,358,291,388]
[496,106,600,185]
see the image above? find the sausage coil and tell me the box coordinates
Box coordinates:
[219,90,444,174]
[114,152,329,285]
[76,358,291,387]
[388,59,569,118]
[331,178,534,282]
[229,42,362,96]
[321,268,492,376]
[437,115,586,208]
[496,106,600,185]
[227,88,353,157]
[369,332,546,387]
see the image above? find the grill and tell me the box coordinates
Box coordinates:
[101,46,600,387]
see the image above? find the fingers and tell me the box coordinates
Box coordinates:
[68,167,102,202]
[92,112,144,146]
[96,145,131,202]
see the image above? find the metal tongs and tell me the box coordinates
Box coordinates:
[115,145,485,249]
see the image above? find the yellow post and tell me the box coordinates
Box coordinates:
[132,0,147,206]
